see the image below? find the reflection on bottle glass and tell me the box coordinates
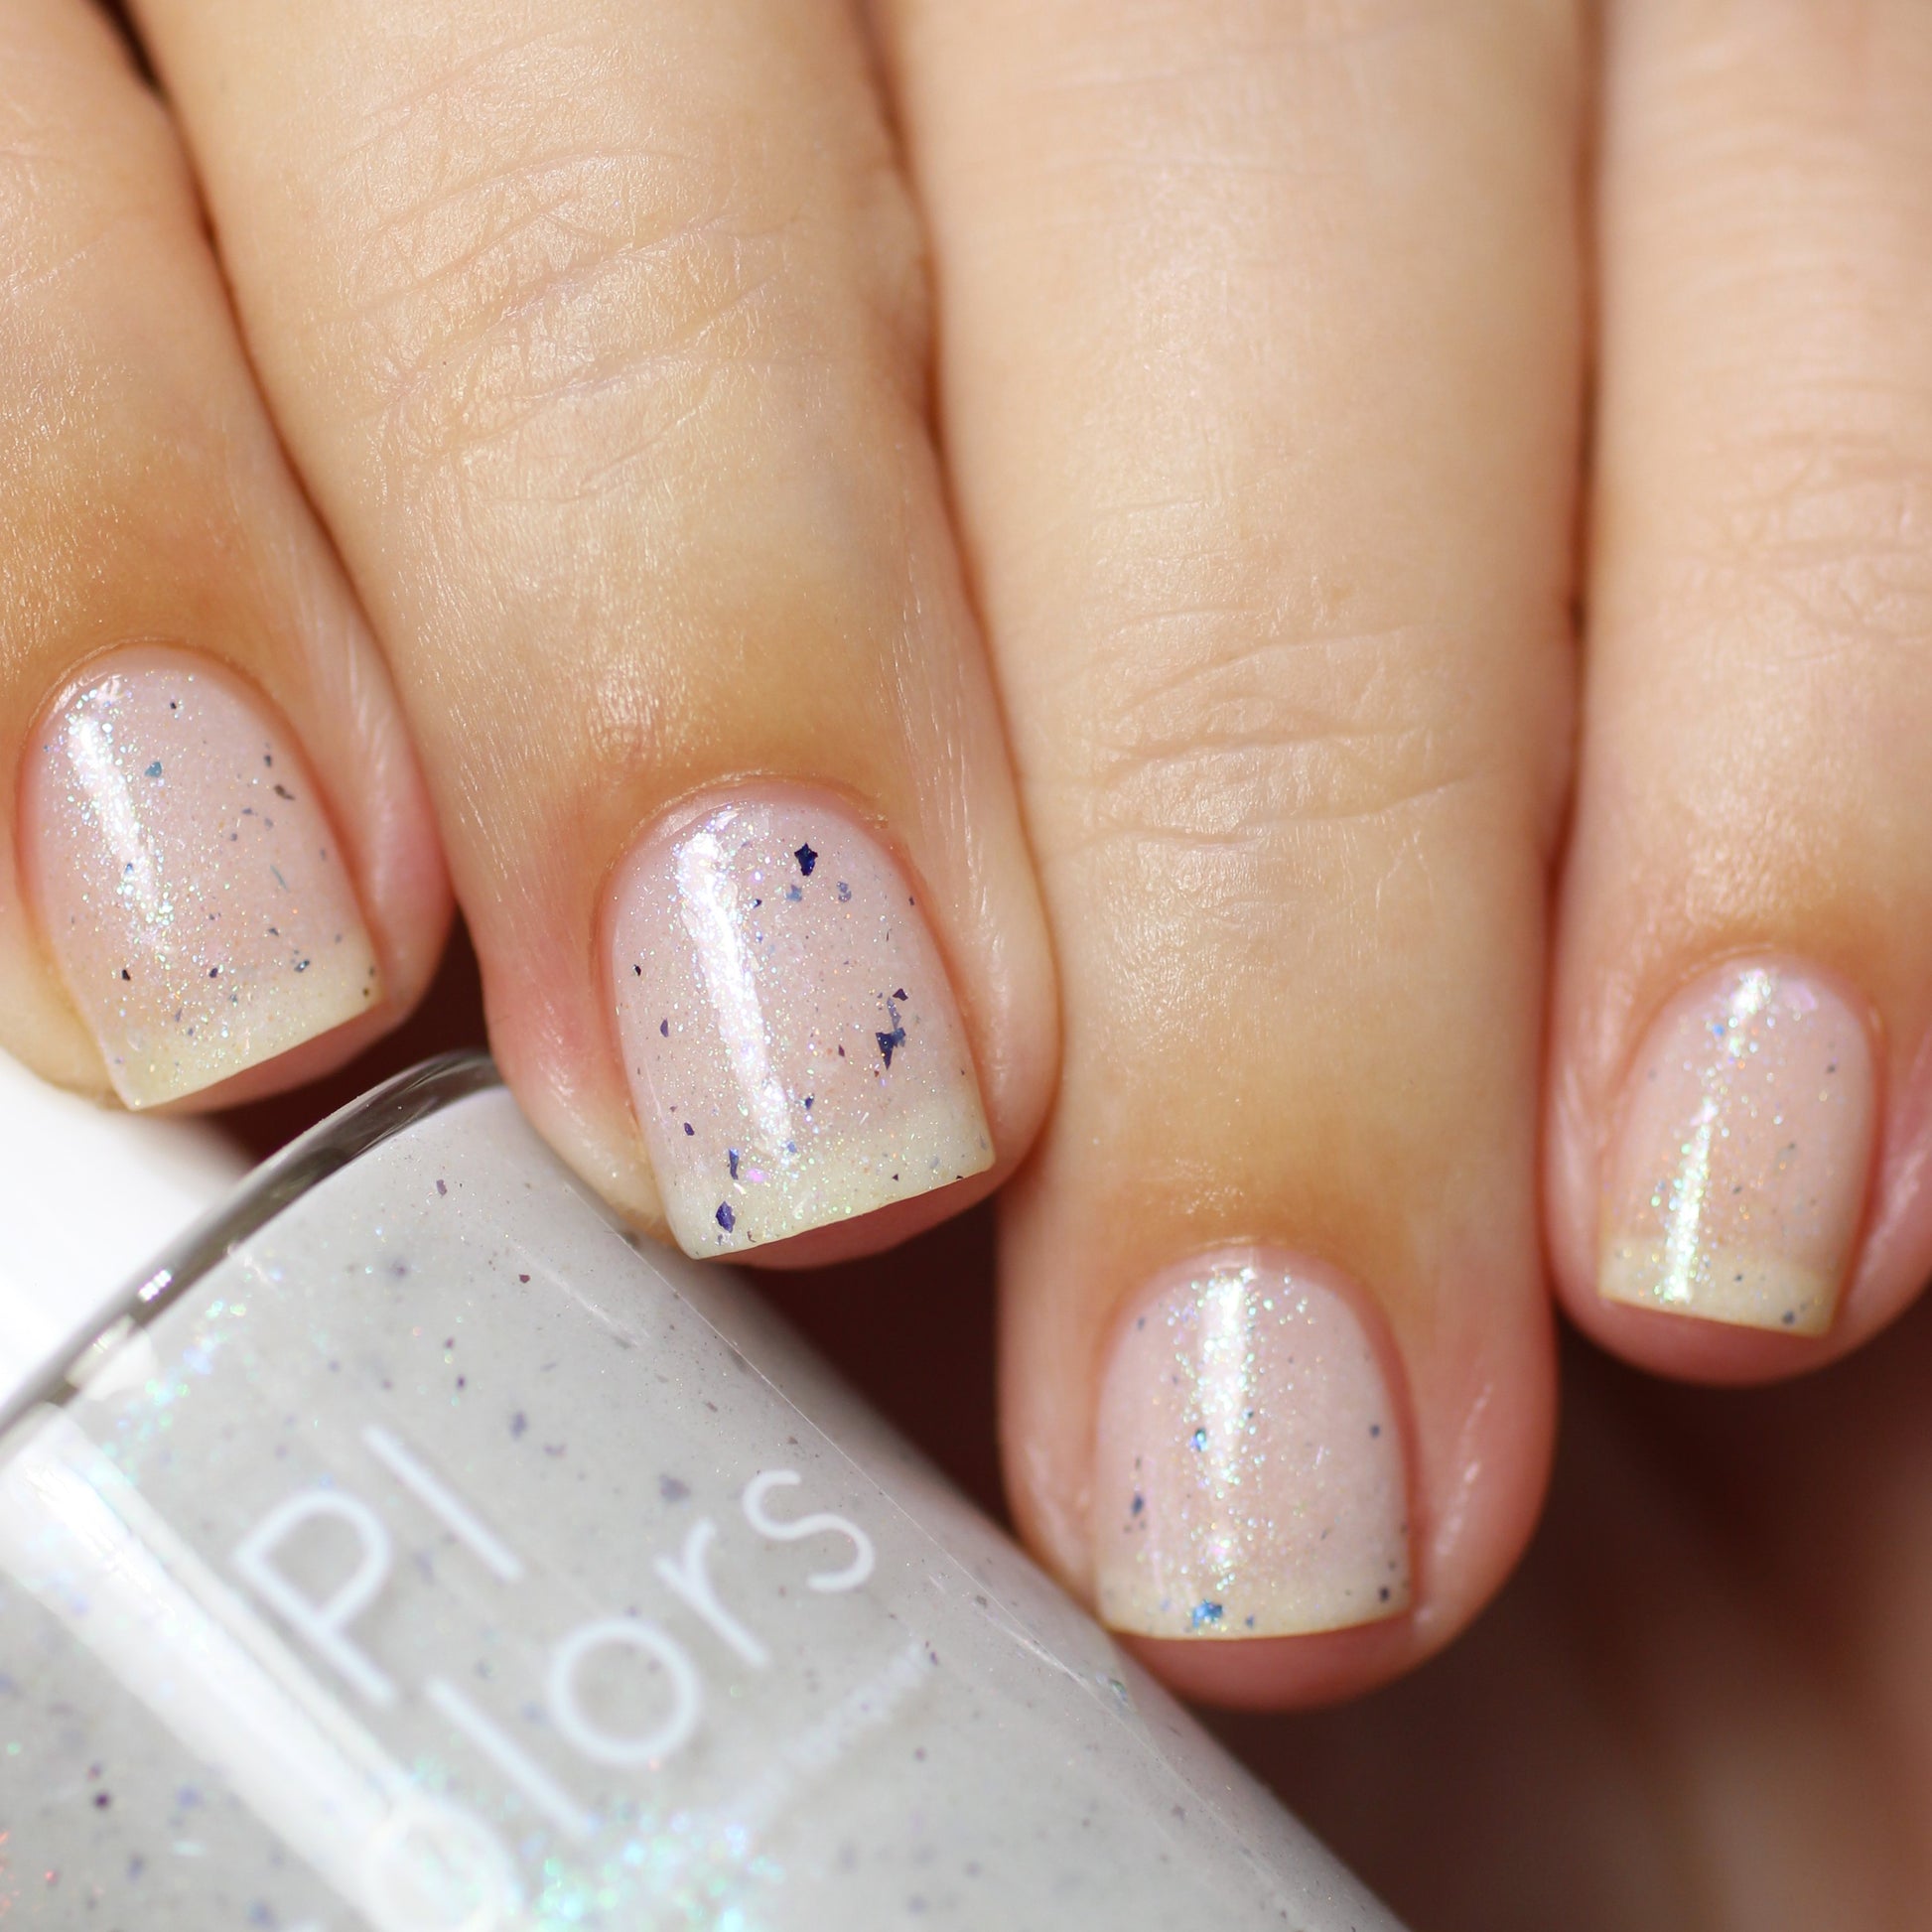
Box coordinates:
[0,1057,1402,1930]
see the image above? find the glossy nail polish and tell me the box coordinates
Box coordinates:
[1094,1249,1411,1640]
[1599,960,1874,1334]
[24,651,380,1106]
[0,1060,1404,1930]
[608,788,991,1255]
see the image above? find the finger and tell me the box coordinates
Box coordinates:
[881,0,1584,1700]
[1549,0,1932,1377]
[130,0,1055,1259]
[0,0,447,1110]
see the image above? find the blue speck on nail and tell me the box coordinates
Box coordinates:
[145,760,163,778]
[794,843,817,876]
[1189,1427,1208,1451]
[1189,1600,1223,1630]
[716,1202,736,1233]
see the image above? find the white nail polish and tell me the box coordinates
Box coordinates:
[609,789,991,1254]
[0,1059,1405,1929]
[24,653,380,1105]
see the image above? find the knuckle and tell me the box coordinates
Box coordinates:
[317,49,927,494]
[1694,424,1932,662]
[1054,582,1496,952]
[1088,625,1468,837]
[1065,517,1490,827]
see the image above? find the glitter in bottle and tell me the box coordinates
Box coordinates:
[608,788,991,1255]
[1598,959,1874,1335]
[1093,1251,1411,1639]
[23,650,380,1106]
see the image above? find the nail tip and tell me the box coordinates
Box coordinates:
[1100,1571,1413,1642]
[1597,1242,1838,1337]
[666,1101,992,1256]
[101,946,383,1109]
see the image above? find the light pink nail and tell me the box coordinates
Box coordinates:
[608,789,991,1255]
[1599,960,1874,1335]
[1093,1250,1411,1639]
[24,654,380,1107]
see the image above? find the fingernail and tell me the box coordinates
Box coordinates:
[608,789,992,1255]
[1093,1250,1411,1639]
[1599,960,1874,1335]
[25,655,382,1107]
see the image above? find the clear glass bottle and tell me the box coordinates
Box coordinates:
[0,1055,1402,1930]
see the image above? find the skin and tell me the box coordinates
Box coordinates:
[0,0,450,1102]
[5,0,1932,1910]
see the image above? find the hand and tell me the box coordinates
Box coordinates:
[770,1202,1932,1930]
[4,0,1930,1825]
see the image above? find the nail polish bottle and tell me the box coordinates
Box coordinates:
[0,1055,1403,1930]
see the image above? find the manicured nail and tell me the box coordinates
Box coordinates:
[1093,1250,1411,1639]
[1598,960,1874,1335]
[609,789,992,1255]
[26,656,381,1107]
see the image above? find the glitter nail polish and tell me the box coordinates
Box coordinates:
[0,1059,1404,1930]
[1598,960,1874,1335]
[608,788,992,1255]
[23,651,381,1106]
[1094,1250,1412,1639]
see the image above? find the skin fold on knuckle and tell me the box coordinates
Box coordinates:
[280,18,931,509]
[1047,561,1513,897]
[1585,427,1932,1058]
[1038,582,1539,1260]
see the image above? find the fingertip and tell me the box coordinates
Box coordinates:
[1119,1619,1417,1713]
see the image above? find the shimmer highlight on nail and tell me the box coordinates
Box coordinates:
[1598,960,1874,1336]
[608,789,991,1256]
[25,654,381,1107]
[1093,1251,1411,1640]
